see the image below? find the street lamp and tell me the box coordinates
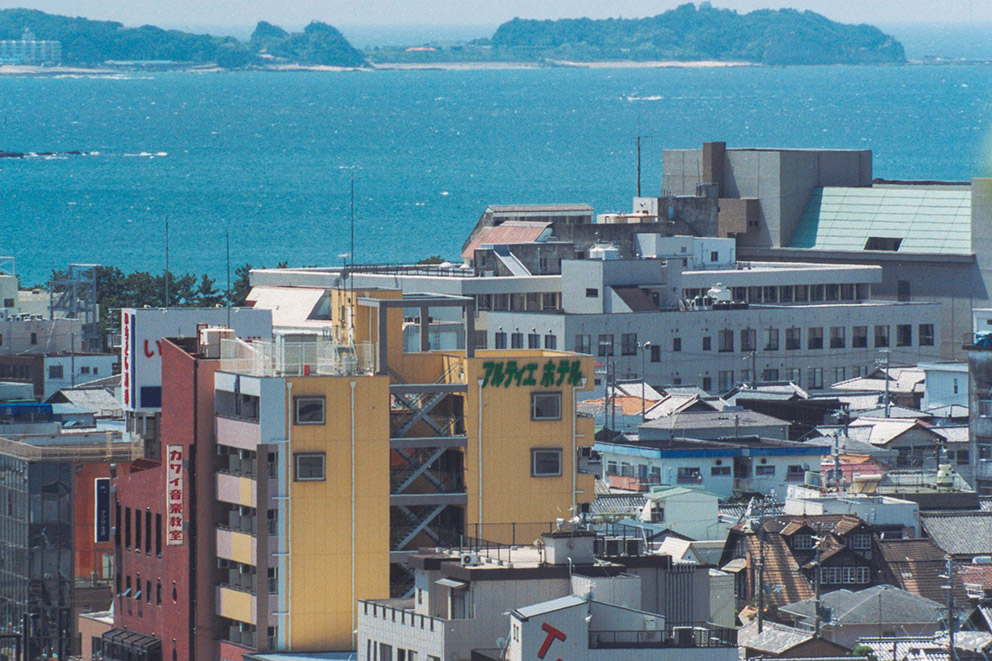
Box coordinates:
[638,341,652,423]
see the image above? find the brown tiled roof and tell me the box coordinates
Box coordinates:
[746,534,816,608]
[877,538,967,604]
[461,221,550,259]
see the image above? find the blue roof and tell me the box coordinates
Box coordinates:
[790,186,972,254]
[594,442,828,459]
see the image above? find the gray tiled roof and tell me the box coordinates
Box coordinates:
[780,585,943,627]
[920,511,992,556]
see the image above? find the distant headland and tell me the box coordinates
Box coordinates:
[0,4,906,73]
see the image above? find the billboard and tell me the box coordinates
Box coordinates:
[166,445,184,546]
[121,307,272,412]
[94,477,111,543]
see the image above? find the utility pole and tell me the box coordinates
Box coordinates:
[945,554,956,661]
[636,136,642,197]
[164,217,170,309]
[639,341,651,423]
[756,500,765,633]
[877,349,891,417]
[813,531,823,637]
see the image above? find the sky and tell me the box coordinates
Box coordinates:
[0,0,988,34]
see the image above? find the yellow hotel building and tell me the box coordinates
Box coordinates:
[210,287,594,655]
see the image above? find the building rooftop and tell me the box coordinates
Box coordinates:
[920,511,992,556]
[640,408,789,431]
[780,585,943,627]
[790,186,972,255]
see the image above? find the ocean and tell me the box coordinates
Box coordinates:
[1,64,991,286]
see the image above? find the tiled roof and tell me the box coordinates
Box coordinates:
[461,221,550,259]
[590,493,647,515]
[737,620,812,654]
[745,533,816,608]
[877,538,968,604]
[920,511,992,556]
[487,204,592,214]
[790,186,972,255]
[781,585,943,627]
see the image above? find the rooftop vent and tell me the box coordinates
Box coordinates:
[864,237,902,251]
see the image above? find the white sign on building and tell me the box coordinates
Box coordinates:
[121,307,272,412]
[166,444,184,546]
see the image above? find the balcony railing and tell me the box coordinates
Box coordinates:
[589,624,736,649]
[220,338,375,377]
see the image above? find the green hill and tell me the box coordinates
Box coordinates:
[490,3,906,65]
[0,9,367,68]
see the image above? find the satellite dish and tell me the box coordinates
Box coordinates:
[496,637,506,649]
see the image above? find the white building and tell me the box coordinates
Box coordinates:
[918,361,969,411]
[638,486,728,541]
[358,531,736,661]
[784,484,921,537]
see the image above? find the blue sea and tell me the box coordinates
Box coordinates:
[1,64,991,286]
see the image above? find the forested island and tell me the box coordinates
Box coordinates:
[0,4,905,71]
[0,9,367,68]
[372,4,906,66]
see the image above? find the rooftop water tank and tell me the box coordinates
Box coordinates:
[707,283,732,303]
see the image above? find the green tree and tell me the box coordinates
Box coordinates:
[196,274,223,307]
[226,263,253,306]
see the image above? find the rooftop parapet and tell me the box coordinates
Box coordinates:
[219,337,376,377]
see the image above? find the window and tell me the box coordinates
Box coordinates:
[597,334,614,357]
[830,326,845,349]
[156,514,162,556]
[875,325,889,348]
[787,368,801,384]
[528,333,540,349]
[850,533,871,550]
[793,534,813,550]
[574,334,590,354]
[125,507,131,549]
[762,369,779,382]
[853,326,868,348]
[677,467,701,484]
[293,453,326,481]
[718,371,734,392]
[650,345,661,362]
[825,284,839,301]
[831,367,845,386]
[764,328,779,351]
[711,465,731,476]
[786,328,801,350]
[897,324,912,346]
[156,581,162,605]
[511,332,523,349]
[30,332,37,345]
[718,330,734,353]
[710,251,719,262]
[741,329,756,353]
[542,292,558,310]
[494,332,507,349]
[621,333,638,356]
[979,398,992,418]
[48,365,63,379]
[897,279,911,302]
[808,327,823,350]
[919,324,934,346]
[865,236,902,251]
[755,465,775,476]
[808,368,823,390]
[135,508,142,552]
[81,366,90,374]
[786,465,805,481]
[585,288,598,298]
[702,376,712,391]
[672,337,681,352]
[544,334,556,350]
[763,286,778,303]
[531,392,562,420]
[702,336,712,351]
[294,397,325,425]
[531,449,562,477]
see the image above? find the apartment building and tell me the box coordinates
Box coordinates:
[104,286,596,659]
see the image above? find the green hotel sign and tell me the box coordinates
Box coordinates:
[481,358,584,388]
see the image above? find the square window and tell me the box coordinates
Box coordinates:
[585,288,598,298]
[853,326,868,348]
[48,365,64,380]
[511,332,523,349]
[830,326,845,349]
[294,397,325,425]
[919,324,934,346]
[702,336,712,352]
[574,335,590,354]
[293,453,325,481]
[718,330,734,353]
[528,333,540,349]
[651,345,661,362]
[672,337,681,353]
[494,332,507,349]
[765,328,779,351]
[531,449,562,477]
[598,334,614,357]
[897,324,912,347]
[785,328,801,350]
[544,334,557,350]
[531,392,562,421]
[808,327,823,350]
[621,333,637,356]
[741,329,756,353]
[875,325,889,348]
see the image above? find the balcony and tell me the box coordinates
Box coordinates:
[217,528,257,566]
[220,337,375,377]
[217,585,256,625]
[589,623,736,649]
[217,472,257,508]
[216,415,261,450]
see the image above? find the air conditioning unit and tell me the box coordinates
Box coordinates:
[460,553,481,567]
[604,538,622,556]
[674,626,694,647]
[643,616,657,631]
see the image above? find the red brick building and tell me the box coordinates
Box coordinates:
[103,338,219,661]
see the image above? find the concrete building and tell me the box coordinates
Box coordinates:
[0,431,140,660]
[638,486,725,541]
[358,531,737,661]
[784,485,921,537]
[595,435,828,501]
[0,29,61,64]
[919,361,969,411]
[105,286,597,659]
[661,141,992,360]
[969,332,992,495]
[0,351,116,401]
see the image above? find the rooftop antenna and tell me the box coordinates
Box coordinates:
[350,173,355,268]
[225,229,231,327]
[164,217,170,309]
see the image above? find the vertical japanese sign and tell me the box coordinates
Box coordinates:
[166,444,184,545]
[121,312,134,409]
[94,478,111,543]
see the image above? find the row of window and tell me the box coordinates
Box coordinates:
[682,283,872,305]
[819,566,870,584]
[577,324,935,358]
[118,504,163,557]
[708,366,864,391]
[118,572,174,605]
[493,331,557,351]
[0,331,37,347]
[47,364,100,379]
[606,462,807,480]
[476,292,559,312]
